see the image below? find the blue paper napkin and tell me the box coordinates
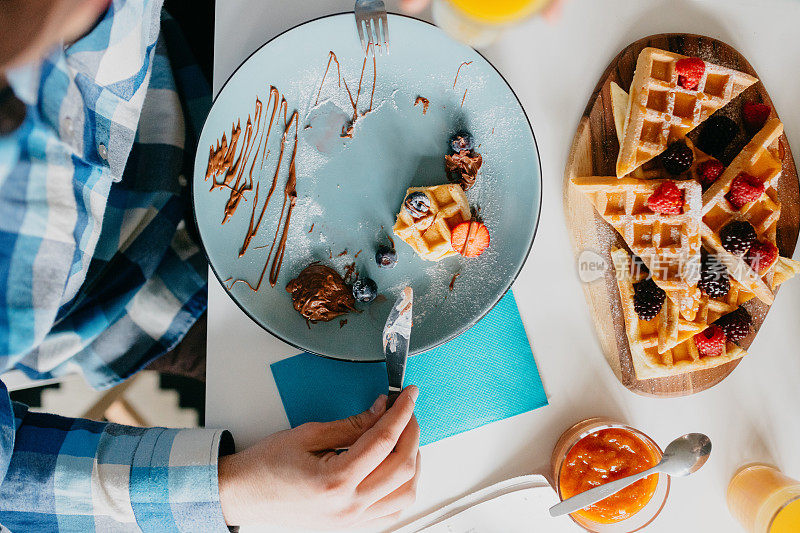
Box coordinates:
[270,290,547,445]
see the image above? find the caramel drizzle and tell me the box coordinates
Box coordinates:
[205,98,264,225]
[449,271,461,291]
[239,88,282,256]
[229,104,299,291]
[314,44,377,138]
[453,61,472,89]
[205,85,301,293]
[414,96,430,114]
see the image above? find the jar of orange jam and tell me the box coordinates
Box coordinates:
[551,418,670,532]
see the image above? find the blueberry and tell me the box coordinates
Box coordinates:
[450,131,474,153]
[352,278,378,302]
[375,246,397,268]
[404,192,431,218]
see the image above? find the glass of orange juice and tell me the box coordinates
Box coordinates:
[727,464,800,533]
[432,0,554,47]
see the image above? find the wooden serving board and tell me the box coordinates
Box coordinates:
[564,34,800,397]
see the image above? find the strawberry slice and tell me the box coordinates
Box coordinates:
[676,57,705,90]
[451,221,490,258]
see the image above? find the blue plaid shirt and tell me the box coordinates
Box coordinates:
[0,1,231,530]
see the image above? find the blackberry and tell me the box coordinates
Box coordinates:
[632,278,666,321]
[698,115,738,159]
[698,251,730,298]
[720,220,757,255]
[660,141,694,175]
[714,307,752,343]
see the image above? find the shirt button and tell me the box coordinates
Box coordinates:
[98,143,108,160]
[63,117,73,134]
[178,174,188,187]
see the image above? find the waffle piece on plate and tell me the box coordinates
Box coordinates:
[611,83,718,181]
[701,118,783,304]
[393,184,471,262]
[572,176,703,320]
[611,248,745,380]
[616,47,757,177]
[769,256,800,290]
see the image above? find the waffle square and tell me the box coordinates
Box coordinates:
[611,249,745,380]
[616,47,757,177]
[701,119,783,304]
[393,184,471,262]
[610,83,717,181]
[572,176,703,321]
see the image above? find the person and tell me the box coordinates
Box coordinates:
[0,0,420,530]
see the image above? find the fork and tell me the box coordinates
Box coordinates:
[354,0,389,54]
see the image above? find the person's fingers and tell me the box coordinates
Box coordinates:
[300,395,387,451]
[400,0,430,14]
[336,386,418,480]
[355,415,419,499]
[361,451,421,520]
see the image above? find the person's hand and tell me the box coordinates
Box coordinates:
[218,386,421,529]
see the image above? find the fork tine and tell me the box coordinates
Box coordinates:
[380,13,389,54]
[369,18,380,55]
[356,17,367,52]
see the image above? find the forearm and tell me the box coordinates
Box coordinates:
[0,395,233,532]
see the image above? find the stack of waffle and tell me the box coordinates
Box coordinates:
[573,47,800,380]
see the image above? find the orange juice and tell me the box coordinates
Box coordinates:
[445,0,551,24]
[432,0,552,47]
[771,499,800,533]
[727,464,800,533]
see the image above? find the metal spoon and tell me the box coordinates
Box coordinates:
[549,433,712,518]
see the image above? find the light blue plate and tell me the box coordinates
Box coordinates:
[194,13,541,362]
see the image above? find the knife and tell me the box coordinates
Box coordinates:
[383,286,413,408]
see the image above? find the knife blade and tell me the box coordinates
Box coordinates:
[383,286,413,408]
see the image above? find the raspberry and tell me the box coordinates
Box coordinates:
[726,172,765,210]
[742,102,771,134]
[714,307,752,343]
[746,240,778,274]
[676,57,705,90]
[660,141,694,175]
[698,250,730,298]
[694,325,726,357]
[698,159,725,188]
[451,221,490,258]
[698,115,738,159]
[720,220,756,256]
[632,278,666,321]
[646,181,684,215]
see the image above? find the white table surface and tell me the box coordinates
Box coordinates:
[206,1,800,531]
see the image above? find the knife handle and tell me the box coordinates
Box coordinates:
[387,389,401,409]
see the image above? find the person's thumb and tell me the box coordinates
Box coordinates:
[304,395,387,451]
